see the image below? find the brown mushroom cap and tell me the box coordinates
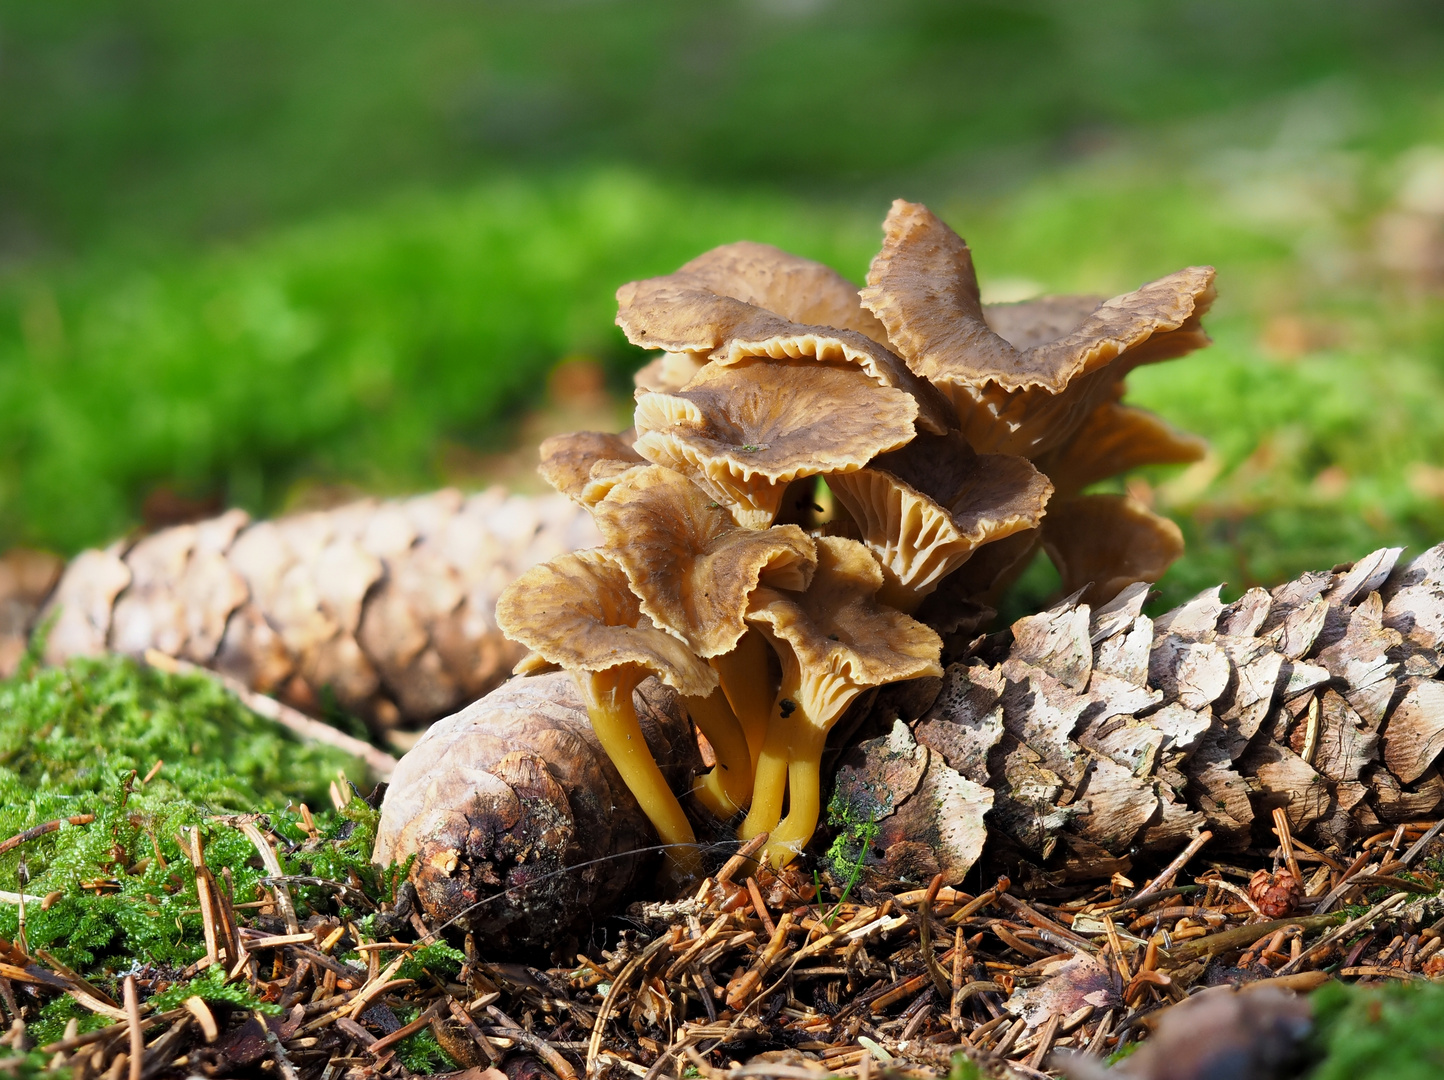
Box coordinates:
[538,431,646,508]
[983,295,1105,349]
[617,277,954,435]
[495,548,716,697]
[858,199,1215,457]
[861,199,1215,394]
[826,430,1053,609]
[1040,493,1185,605]
[495,548,718,877]
[616,279,774,355]
[676,240,890,342]
[632,356,921,529]
[593,464,816,657]
[1036,401,1207,500]
[747,536,943,727]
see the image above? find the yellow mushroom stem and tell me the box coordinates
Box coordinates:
[577,666,701,879]
[737,664,842,868]
[680,689,754,818]
[710,628,776,769]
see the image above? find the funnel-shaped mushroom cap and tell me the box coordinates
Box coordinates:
[983,295,1105,349]
[677,241,890,342]
[826,430,1053,608]
[747,537,943,728]
[594,464,816,657]
[633,356,920,529]
[1040,494,1184,605]
[1037,402,1208,500]
[861,199,1215,394]
[859,200,1215,457]
[986,292,1212,376]
[495,549,717,697]
[634,352,708,394]
[538,431,647,508]
[616,276,953,435]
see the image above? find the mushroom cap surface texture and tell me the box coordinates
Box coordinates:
[633,356,920,529]
[674,240,890,342]
[494,548,717,697]
[538,430,646,508]
[593,463,816,657]
[982,294,1105,349]
[859,199,1215,458]
[619,276,953,435]
[861,199,1214,395]
[746,536,943,727]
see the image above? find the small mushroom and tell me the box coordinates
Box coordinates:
[633,355,922,528]
[593,463,817,814]
[593,464,816,652]
[1039,493,1184,604]
[859,199,1215,457]
[826,429,1054,612]
[538,430,646,508]
[495,548,716,877]
[740,536,943,865]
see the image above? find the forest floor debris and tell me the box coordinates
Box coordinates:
[6,772,1444,1079]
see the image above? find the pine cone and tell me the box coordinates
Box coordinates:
[836,543,1444,881]
[373,670,699,954]
[3,489,598,732]
[1248,867,1302,918]
[0,548,63,675]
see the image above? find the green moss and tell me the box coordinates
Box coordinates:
[946,1051,982,1080]
[396,940,466,984]
[391,1004,461,1074]
[0,653,370,972]
[25,997,111,1053]
[147,963,277,1015]
[1308,980,1444,1079]
[0,651,361,807]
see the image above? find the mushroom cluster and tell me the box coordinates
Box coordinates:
[495,200,1215,871]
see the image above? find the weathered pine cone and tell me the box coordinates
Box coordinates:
[836,543,1444,885]
[372,670,698,955]
[0,489,598,732]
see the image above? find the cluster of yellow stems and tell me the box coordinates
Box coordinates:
[496,200,1216,874]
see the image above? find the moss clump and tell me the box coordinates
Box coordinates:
[0,651,361,808]
[1308,979,1444,1079]
[0,652,370,971]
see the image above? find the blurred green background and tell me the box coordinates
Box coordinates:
[4,0,1444,606]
